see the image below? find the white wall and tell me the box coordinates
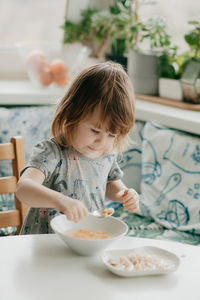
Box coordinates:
[0,0,66,78]
[140,0,200,52]
[0,0,199,78]
[0,0,106,78]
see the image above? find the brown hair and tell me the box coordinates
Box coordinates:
[51,61,135,153]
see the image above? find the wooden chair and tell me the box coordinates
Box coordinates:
[0,136,28,234]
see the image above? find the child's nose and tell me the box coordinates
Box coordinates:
[95,134,105,144]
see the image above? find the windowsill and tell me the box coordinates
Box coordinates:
[135,100,200,135]
[0,79,62,105]
[0,79,199,135]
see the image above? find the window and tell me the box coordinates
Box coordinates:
[0,0,66,46]
[0,0,199,78]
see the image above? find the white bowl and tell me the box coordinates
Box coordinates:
[50,214,128,256]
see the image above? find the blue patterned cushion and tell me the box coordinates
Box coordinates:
[118,120,144,193]
[0,106,56,234]
[139,121,200,234]
[0,106,56,177]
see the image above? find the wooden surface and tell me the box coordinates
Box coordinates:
[0,136,28,233]
[136,94,200,111]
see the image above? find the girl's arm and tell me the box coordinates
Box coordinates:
[106,179,139,213]
[106,179,127,202]
[16,167,88,222]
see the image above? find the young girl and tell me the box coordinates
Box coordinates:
[16,61,139,234]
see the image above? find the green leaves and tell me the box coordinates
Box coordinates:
[62,8,98,44]
[139,16,171,51]
[158,47,180,79]
[61,1,172,58]
[158,18,200,79]
[184,18,200,59]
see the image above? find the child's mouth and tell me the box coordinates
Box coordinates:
[88,146,97,151]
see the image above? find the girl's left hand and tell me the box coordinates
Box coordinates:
[116,189,139,213]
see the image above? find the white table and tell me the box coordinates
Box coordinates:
[0,234,199,300]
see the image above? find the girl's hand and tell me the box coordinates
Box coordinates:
[116,189,139,213]
[59,196,88,223]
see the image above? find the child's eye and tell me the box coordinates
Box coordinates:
[91,128,100,134]
[108,133,116,138]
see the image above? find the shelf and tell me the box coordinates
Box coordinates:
[135,98,200,135]
[136,94,200,111]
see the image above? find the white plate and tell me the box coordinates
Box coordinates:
[101,246,180,277]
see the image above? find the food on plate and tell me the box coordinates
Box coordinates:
[128,253,170,270]
[119,256,134,271]
[108,253,171,272]
[65,228,112,240]
[109,256,133,271]
[102,207,114,216]
[108,258,119,267]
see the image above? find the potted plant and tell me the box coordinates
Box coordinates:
[158,46,184,101]
[61,0,171,86]
[128,13,172,96]
[62,0,139,69]
[158,18,200,102]
[180,18,200,103]
[62,8,105,58]
[103,0,139,70]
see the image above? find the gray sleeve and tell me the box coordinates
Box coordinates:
[21,139,62,182]
[107,155,123,182]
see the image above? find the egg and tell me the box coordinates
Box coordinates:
[50,59,68,79]
[37,66,53,86]
[54,72,70,86]
[26,50,47,72]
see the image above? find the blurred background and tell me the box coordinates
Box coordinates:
[0,0,199,95]
[1,0,199,49]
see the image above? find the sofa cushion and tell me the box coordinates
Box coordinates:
[112,205,200,246]
[0,106,55,235]
[139,121,200,234]
[0,106,55,177]
[118,120,144,193]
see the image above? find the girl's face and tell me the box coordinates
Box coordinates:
[72,108,117,158]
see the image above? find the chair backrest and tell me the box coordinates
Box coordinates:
[0,136,28,234]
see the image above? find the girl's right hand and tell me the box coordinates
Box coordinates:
[16,167,88,223]
[59,197,88,223]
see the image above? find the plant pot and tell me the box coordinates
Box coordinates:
[128,50,159,96]
[159,78,183,101]
[180,60,200,104]
[105,54,128,71]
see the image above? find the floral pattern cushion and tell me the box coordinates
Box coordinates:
[0,106,55,235]
[139,121,200,235]
[0,106,56,177]
[106,201,200,246]
[113,205,200,246]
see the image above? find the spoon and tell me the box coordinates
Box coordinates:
[91,207,115,218]
[60,207,115,219]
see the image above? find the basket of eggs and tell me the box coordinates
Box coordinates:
[16,42,90,89]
